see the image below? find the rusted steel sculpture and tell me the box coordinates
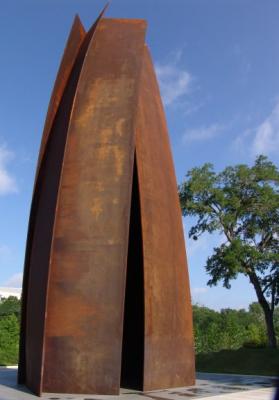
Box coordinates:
[18,6,195,396]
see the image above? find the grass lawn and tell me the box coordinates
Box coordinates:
[196,347,279,377]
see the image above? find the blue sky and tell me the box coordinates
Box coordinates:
[0,0,278,310]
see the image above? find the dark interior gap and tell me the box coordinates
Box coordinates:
[120,154,144,390]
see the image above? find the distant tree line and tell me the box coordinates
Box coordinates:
[0,296,20,365]
[193,302,279,354]
[0,297,277,365]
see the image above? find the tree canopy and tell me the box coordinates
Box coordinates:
[0,296,21,318]
[179,155,279,347]
[0,297,21,365]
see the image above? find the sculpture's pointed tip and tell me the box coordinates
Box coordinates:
[72,14,86,35]
[73,13,81,23]
[101,2,110,17]
[85,2,109,36]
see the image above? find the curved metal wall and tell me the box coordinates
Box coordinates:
[19,10,195,396]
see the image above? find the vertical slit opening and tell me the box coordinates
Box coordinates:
[120,154,144,390]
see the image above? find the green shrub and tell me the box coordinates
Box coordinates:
[193,303,277,354]
[0,314,19,365]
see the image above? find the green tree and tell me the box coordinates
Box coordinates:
[179,155,279,348]
[0,314,19,365]
[192,305,222,353]
[219,309,247,349]
[0,296,21,319]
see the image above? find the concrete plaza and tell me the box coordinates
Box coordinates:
[0,368,276,400]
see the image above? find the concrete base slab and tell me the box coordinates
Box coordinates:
[0,368,276,400]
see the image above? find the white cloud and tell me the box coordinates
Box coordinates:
[233,101,279,157]
[155,51,192,107]
[0,145,17,195]
[232,128,252,154]
[4,272,23,288]
[191,286,209,306]
[251,101,279,155]
[182,123,224,143]
[192,287,208,295]
[0,287,21,299]
[183,101,204,116]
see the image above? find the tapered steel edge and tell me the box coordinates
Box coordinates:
[35,16,86,184]
[40,10,109,395]
[19,7,108,395]
[18,15,86,386]
[135,45,195,390]
[35,2,109,181]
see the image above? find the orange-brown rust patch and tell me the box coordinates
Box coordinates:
[90,198,103,218]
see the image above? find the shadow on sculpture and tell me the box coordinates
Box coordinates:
[18,5,195,396]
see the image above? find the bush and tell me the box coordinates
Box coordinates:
[192,303,278,354]
[0,314,19,365]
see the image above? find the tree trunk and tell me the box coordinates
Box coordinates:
[248,271,277,348]
[261,302,277,348]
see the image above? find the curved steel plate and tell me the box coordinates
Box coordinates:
[135,46,195,391]
[42,18,146,395]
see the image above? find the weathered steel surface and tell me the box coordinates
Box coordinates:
[135,47,195,390]
[18,16,86,390]
[35,16,86,182]
[19,11,195,397]
[35,3,108,179]
[42,18,146,395]
[18,8,110,394]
